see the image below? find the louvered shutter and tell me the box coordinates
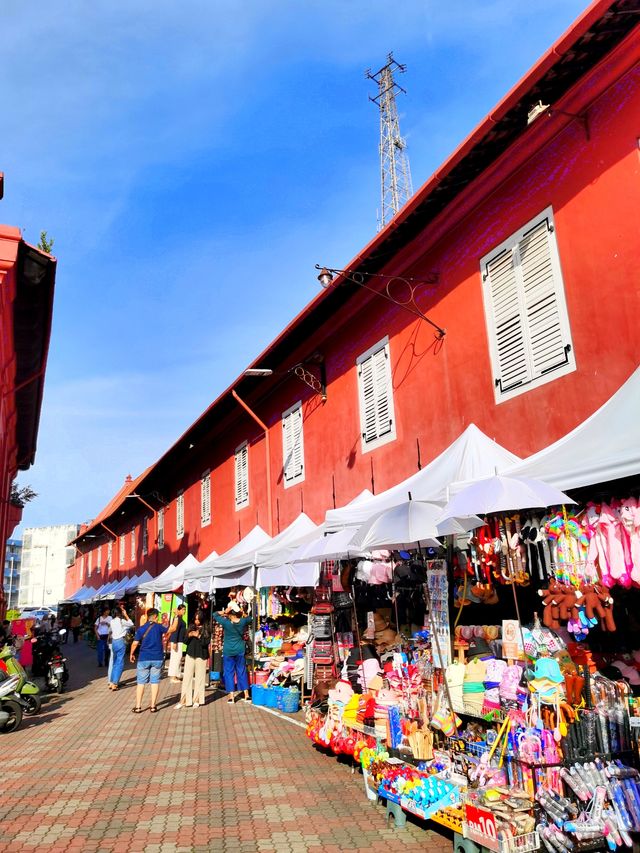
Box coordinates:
[119,536,125,566]
[235,444,249,507]
[130,527,136,560]
[483,209,574,401]
[283,405,304,484]
[107,541,112,570]
[519,221,570,379]
[157,509,165,549]
[142,518,148,555]
[176,493,184,538]
[359,343,394,445]
[201,472,211,525]
[485,247,530,393]
[96,544,101,574]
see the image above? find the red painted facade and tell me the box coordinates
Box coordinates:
[68,2,640,596]
[0,220,56,614]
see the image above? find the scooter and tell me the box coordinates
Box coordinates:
[0,643,42,714]
[32,630,69,694]
[0,673,24,733]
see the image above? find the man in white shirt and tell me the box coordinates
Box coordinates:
[94,606,112,668]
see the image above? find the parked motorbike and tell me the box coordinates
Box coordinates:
[0,643,42,714]
[0,673,24,733]
[32,630,69,694]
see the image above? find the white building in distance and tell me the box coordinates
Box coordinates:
[19,524,79,609]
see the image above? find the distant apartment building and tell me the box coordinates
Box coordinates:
[4,540,22,611]
[19,525,79,609]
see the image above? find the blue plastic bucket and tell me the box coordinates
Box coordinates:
[281,689,300,713]
[251,684,265,705]
[264,687,278,708]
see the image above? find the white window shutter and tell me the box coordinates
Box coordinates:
[158,509,165,549]
[358,341,395,446]
[176,493,184,539]
[235,444,249,508]
[119,536,125,566]
[201,472,211,526]
[282,404,304,485]
[519,221,570,379]
[142,518,148,555]
[107,541,112,571]
[485,247,531,393]
[130,527,136,561]
[482,208,575,401]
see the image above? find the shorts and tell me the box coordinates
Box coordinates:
[136,660,163,685]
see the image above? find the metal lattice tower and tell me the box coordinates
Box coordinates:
[366,53,413,230]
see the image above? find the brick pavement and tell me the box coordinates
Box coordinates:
[1,641,452,852]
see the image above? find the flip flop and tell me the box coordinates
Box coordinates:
[150,707,158,713]
[132,707,143,714]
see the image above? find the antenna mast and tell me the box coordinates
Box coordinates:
[366,53,413,230]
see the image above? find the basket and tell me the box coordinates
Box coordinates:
[264,687,281,708]
[280,689,300,714]
[251,684,265,706]
[463,825,539,853]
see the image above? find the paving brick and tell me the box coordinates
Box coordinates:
[1,641,450,851]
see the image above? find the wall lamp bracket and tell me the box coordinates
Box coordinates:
[315,265,445,339]
[527,100,590,140]
[245,359,327,402]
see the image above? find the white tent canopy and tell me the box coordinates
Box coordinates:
[505,367,640,490]
[128,570,154,594]
[324,424,520,532]
[255,513,321,588]
[139,553,201,594]
[183,525,271,594]
[291,527,367,564]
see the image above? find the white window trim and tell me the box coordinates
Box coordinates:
[481,206,576,404]
[282,401,305,488]
[107,541,112,571]
[157,508,165,550]
[234,442,249,510]
[118,535,125,566]
[95,544,101,574]
[88,549,92,577]
[356,336,397,453]
[142,517,148,556]
[176,491,185,540]
[201,470,211,527]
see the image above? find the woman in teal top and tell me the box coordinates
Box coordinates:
[212,604,252,704]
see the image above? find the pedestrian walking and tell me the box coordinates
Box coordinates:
[167,603,187,683]
[70,611,82,643]
[175,610,210,710]
[94,607,112,667]
[129,607,169,713]
[108,603,134,691]
[212,602,252,704]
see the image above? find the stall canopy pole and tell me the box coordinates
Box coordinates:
[422,563,459,737]
[251,566,257,686]
[350,576,367,691]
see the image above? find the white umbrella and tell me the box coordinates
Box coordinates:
[351,500,478,552]
[437,474,575,522]
[291,527,366,563]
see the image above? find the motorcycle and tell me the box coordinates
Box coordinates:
[32,630,69,694]
[0,673,24,733]
[0,642,42,714]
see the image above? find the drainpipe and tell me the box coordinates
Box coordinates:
[231,390,273,536]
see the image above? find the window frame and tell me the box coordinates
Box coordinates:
[130,526,136,561]
[356,336,397,453]
[107,540,112,572]
[119,535,125,567]
[480,206,576,403]
[282,401,305,487]
[142,517,148,556]
[234,442,249,510]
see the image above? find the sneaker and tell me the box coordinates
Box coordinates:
[193,702,200,708]
[175,703,184,711]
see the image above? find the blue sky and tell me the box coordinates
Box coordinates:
[3,0,586,531]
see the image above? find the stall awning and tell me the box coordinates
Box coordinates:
[183,525,271,594]
[254,513,319,589]
[505,366,640,490]
[138,553,201,594]
[324,424,520,532]
[128,570,154,594]
[99,581,121,600]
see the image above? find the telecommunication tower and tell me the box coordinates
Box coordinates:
[366,53,413,230]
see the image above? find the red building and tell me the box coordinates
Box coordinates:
[68,0,640,594]
[0,182,57,614]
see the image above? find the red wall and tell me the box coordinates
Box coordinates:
[71,34,640,591]
[0,229,23,610]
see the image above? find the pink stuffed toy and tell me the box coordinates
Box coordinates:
[598,501,627,586]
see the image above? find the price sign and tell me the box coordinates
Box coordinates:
[465,804,498,843]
